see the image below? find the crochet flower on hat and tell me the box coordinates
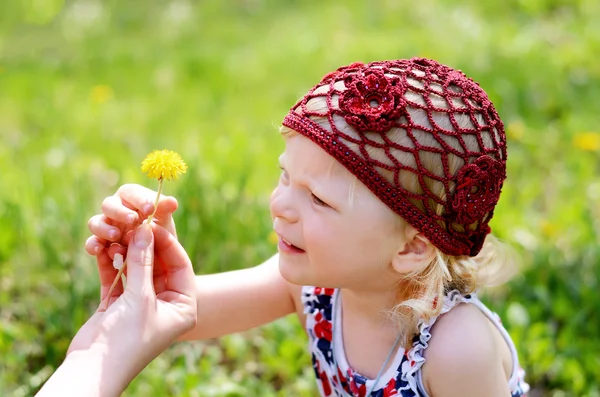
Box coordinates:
[338,68,407,133]
[448,155,505,255]
[450,155,505,226]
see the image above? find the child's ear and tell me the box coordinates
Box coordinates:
[391,226,435,275]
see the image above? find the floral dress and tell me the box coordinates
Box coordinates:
[302,287,530,396]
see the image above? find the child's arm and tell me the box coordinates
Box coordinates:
[421,304,512,396]
[179,253,300,340]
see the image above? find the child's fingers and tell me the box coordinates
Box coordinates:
[151,197,179,227]
[85,235,106,256]
[101,195,140,226]
[152,224,195,298]
[107,242,127,261]
[88,214,122,242]
[116,184,164,217]
[116,184,179,226]
[124,224,155,295]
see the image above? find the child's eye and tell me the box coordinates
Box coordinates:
[311,193,328,207]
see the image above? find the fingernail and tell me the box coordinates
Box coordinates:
[113,253,124,270]
[108,229,118,240]
[126,213,136,225]
[143,203,154,215]
[133,223,152,248]
[94,245,102,255]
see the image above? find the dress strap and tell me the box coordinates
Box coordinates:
[411,291,529,397]
[405,290,467,395]
[467,298,523,391]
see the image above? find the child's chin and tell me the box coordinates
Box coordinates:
[277,257,312,286]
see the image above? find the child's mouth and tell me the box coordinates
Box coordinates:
[279,237,305,253]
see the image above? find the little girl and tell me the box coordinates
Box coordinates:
[87,58,530,396]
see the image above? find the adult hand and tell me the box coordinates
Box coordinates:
[38,223,197,397]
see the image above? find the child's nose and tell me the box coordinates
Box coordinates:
[270,186,299,223]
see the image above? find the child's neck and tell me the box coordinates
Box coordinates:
[338,284,406,378]
[339,285,400,329]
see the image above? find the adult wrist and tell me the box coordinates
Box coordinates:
[68,343,146,394]
[38,349,130,397]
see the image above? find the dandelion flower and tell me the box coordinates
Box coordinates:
[90,85,114,105]
[573,132,600,152]
[141,149,188,181]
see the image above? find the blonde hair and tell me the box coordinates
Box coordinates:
[391,235,517,348]
[280,77,516,348]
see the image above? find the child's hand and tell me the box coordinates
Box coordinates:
[69,223,197,379]
[85,184,178,257]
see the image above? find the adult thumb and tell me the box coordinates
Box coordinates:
[125,223,155,294]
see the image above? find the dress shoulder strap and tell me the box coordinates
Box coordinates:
[409,290,529,397]
[404,290,468,395]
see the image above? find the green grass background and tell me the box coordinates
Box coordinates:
[1,0,599,396]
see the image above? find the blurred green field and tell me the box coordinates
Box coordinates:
[1,0,599,396]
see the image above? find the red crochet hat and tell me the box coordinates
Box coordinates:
[282,58,507,256]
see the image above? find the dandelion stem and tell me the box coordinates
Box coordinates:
[102,179,164,311]
[103,263,126,310]
[147,178,164,224]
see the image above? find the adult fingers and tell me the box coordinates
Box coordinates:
[152,224,195,298]
[124,223,155,294]
[150,253,168,294]
[97,250,122,300]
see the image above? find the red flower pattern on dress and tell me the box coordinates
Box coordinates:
[315,360,332,396]
[338,68,406,133]
[320,371,332,396]
[349,374,367,396]
[314,311,333,341]
[383,378,398,396]
[337,367,348,389]
[314,287,336,296]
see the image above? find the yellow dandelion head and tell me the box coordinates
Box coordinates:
[268,231,278,245]
[573,132,600,152]
[141,149,188,181]
[90,85,113,105]
[506,120,525,141]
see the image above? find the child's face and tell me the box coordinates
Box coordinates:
[270,133,409,291]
